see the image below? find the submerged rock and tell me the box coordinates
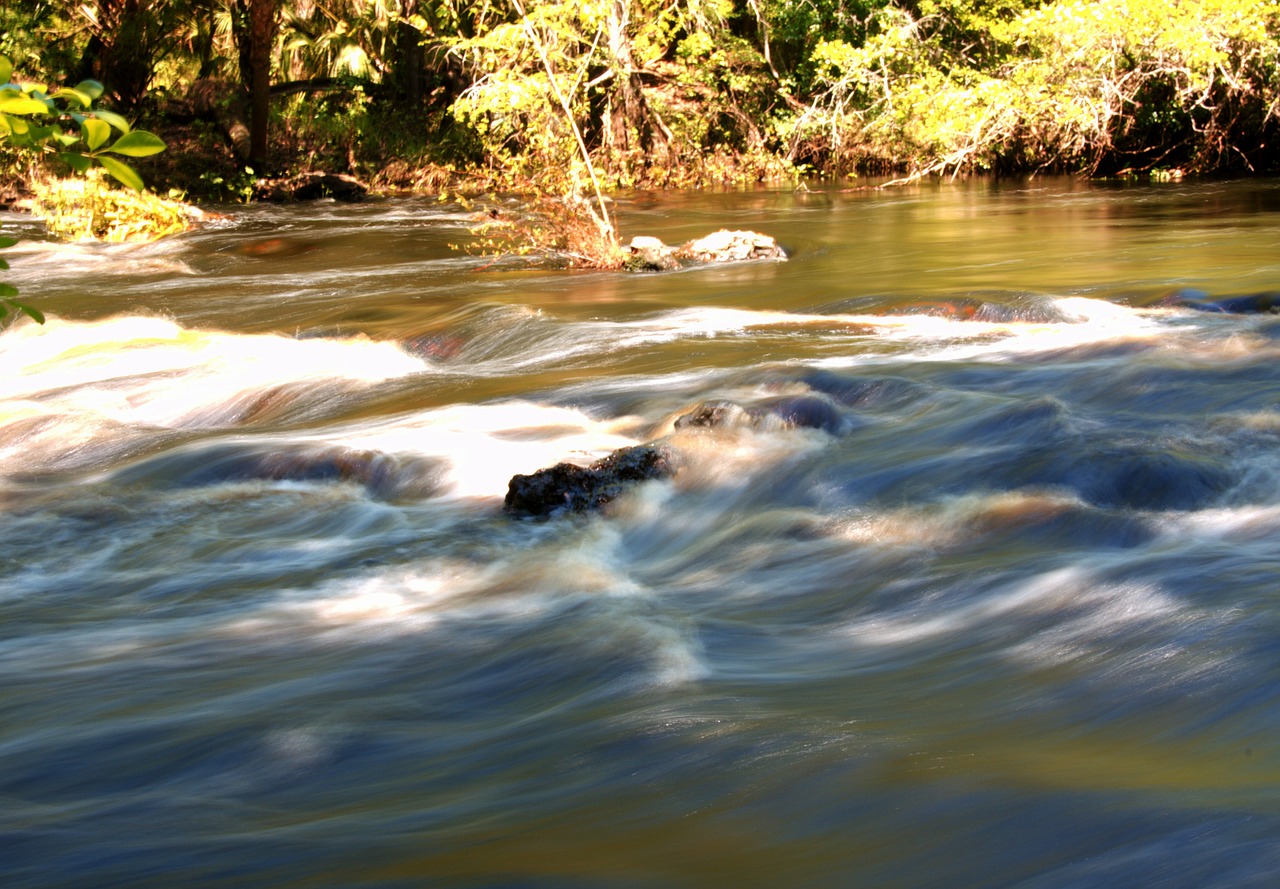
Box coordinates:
[504,444,679,518]
[673,395,848,434]
[1172,291,1280,314]
[674,400,759,430]
[112,443,446,501]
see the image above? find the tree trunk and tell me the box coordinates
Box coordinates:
[73,0,160,111]
[393,0,425,108]
[603,0,669,175]
[248,0,277,170]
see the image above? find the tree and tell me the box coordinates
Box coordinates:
[230,0,280,169]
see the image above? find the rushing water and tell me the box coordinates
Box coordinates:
[4,178,1280,887]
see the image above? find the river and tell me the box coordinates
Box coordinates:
[3,177,1280,887]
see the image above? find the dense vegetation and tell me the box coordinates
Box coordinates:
[2,0,1279,200]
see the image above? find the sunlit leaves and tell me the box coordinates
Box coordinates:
[104,130,165,158]
[82,117,110,151]
[795,0,1280,178]
[0,55,165,191]
[96,155,145,191]
[1,53,174,327]
[91,109,130,134]
[0,90,51,115]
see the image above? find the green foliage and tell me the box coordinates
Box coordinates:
[0,234,44,325]
[794,0,1280,178]
[30,171,193,241]
[0,54,167,190]
[2,0,1279,220]
[448,0,793,189]
[448,2,601,187]
[1,52,176,328]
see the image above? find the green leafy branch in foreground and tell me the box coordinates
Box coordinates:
[0,235,43,325]
[0,54,166,192]
[1,52,169,327]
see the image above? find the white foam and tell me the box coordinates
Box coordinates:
[0,315,429,473]
[268,400,638,500]
[844,565,1178,650]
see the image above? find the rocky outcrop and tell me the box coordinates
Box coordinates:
[680,229,786,263]
[504,444,679,518]
[621,229,786,271]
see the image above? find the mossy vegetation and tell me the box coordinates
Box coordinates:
[29,172,193,242]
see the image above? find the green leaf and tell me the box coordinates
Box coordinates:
[0,91,51,114]
[0,283,17,297]
[104,130,166,157]
[82,117,110,151]
[75,79,104,101]
[0,56,12,85]
[97,154,145,191]
[2,298,45,324]
[91,109,130,134]
[0,236,14,248]
[0,259,8,270]
[50,86,92,108]
[58,152,94,174]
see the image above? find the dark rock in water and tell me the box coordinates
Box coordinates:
[504,445,678,518]
[1153,287,1280,314]
[1073,449,1233,511]
[238,237,319,258]
[1005,444,1234,512]
[883,297,1072,323]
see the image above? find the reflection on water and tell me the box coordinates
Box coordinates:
[4,179,1280,887]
